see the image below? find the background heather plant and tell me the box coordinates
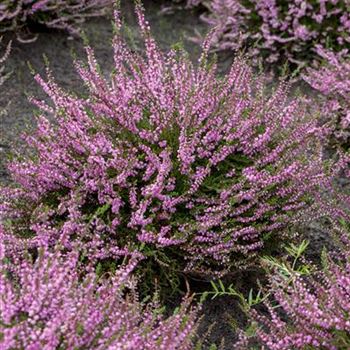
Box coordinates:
[0,3,331,276]
[187,0,350,72]
[0,0,111,41]
[304,47,350,146]
[0,241,198,350]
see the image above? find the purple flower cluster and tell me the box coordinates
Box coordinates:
[0,0,111,41]
[0,228,198,350]
[304,48,350,144]
[187,0,350,70]
[0,3,330,274]
[250,228,350,350]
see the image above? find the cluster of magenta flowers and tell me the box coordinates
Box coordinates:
[0,3,332,275]
[0,0,111,41]
[0,228,198,350]
[304,47,350,145]
[185,0,350,70]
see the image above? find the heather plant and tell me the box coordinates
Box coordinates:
[1,3,331,278]
[0,237,199,350]
[304,48,350,146]
[0,0,111,41]
[187,0,350,73]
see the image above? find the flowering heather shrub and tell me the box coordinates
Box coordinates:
[0,0,111,41]
[244,225,350,350]
[0,3,330,275]
[0,243,198,349]
[304,48,350,145]
[190,0,350,71]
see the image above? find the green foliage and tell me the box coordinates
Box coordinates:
[261,240,312,281]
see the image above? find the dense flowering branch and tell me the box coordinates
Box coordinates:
[304,47,350,145]
[0,0,111,41]
[0,236,198,350]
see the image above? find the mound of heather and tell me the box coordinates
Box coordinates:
[1,4,330,274]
